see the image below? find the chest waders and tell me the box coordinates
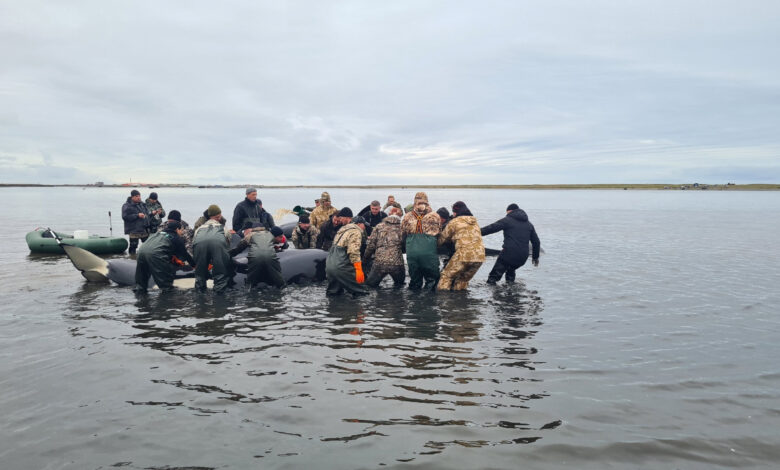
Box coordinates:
[405,233,439,291]
[134,231,176,292]
[325,231,368,296]
[193,224,234,293]
[247,232,285,288]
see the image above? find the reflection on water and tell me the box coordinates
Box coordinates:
[63,280,553,462]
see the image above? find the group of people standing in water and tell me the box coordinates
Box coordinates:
[121,187,541,296]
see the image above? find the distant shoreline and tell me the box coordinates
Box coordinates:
[1,183,779,191]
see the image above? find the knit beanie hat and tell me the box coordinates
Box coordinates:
[246,187,257,195]
[270,226,284,237]
[149,192,158,200]
[207,204,221,217]
[506,203,519,211]
[337,207,353,217]
[351,216,367,225]
[130,189,140,197]
[299,215,310,224]
[168,210,182,221]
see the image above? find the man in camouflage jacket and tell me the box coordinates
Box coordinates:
[437,201,485,291]
[363,208,405,287]
[309,191,338,229]
[325,208,368,296]
[291,214,320,249]
[401,192,441,290]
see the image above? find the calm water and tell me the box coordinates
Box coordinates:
[1,187,779,469]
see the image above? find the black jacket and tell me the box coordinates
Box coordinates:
[480,209,540,264]
[232,198,274,233]
[357,205,388,233]
[122,197,151,235]
[316,216,340,251]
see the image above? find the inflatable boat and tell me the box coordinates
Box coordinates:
[26,228,128,255]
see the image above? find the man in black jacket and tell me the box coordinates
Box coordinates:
[357,200,387,236]
[122,189,151,254]
[480,203,540,284]
[232,187,274,235]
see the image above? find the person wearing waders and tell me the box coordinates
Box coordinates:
[133,221,194,294]
[240,225,286,288]
[437,201,485,291]
[193,205,235,293]
[400,192,441,291]
[325,208,368,297]
[480,203,540,284]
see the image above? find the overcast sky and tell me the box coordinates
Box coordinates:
[1,0,778,184]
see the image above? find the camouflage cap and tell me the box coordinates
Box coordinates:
[320,191,331,201]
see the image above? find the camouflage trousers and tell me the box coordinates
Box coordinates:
[438,260,482,291]
[365,263,405,288]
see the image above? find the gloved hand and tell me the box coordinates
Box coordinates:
[354,262,365,284]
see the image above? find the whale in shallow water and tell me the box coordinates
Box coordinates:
[61,242,327,289]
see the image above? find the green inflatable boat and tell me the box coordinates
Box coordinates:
[26,228,128,255]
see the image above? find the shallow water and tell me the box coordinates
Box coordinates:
[1,187,779,469]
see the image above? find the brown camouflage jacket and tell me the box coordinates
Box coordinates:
[401,191,441,236]
[333,223,364,263]
[439,215,485,263]
[401,208,440,236]
[364,215,403,266]
[291,224,320,249]
[309,205,338,229]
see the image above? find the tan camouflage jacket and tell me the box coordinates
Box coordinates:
[309,205,338,229]
[401,209,440,236]
[439,216,485,263]
[364,215,403,266]
[291,224,320,249]
[401,192,441,236]
[333,223,364,263]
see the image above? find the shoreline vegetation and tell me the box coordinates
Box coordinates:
[1,183,779,190]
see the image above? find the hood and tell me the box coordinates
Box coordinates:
[413,192,431,214]
[341,223,363,233]
[455,215,478,226]
[413,192,429,205]
[507,209,528,222]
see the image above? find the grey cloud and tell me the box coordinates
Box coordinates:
[1,1,779,184]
